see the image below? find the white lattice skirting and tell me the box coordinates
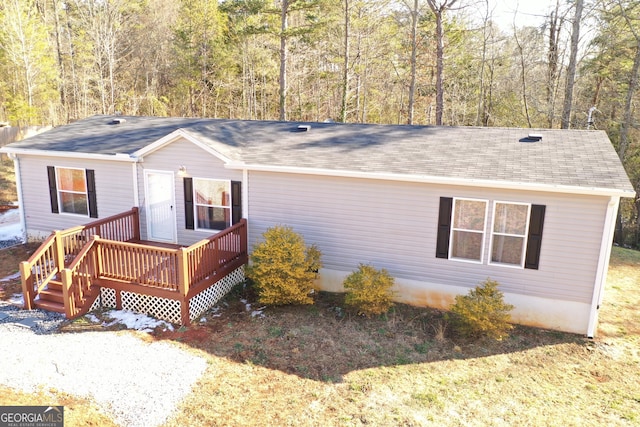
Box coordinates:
[189,266,245,322]
[97,266,245,325]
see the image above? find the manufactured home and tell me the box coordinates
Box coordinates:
[1,115,634,336]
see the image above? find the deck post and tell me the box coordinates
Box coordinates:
[60,269,75,318]
[19,261,33,310]
[54,230,65,272]
[92,236,103,278]
[177,248,190,325]
[132,207,140,241]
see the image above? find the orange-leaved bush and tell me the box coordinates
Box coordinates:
[246,225,321,305]
[449,278,514,340]
[343,263,395,317]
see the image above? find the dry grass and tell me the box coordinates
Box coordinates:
[0,156,16,205]
[0,246,639,426]
[0,387,118,427]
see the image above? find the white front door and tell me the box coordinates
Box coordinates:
[144,170,176,243]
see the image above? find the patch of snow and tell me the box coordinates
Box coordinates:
[251,305,266,318]
[0,208,21,240]
[84,313,101,323]
[104,310,175,333]
[0,221,21,240]
[9,293,23,305]
[0,272,21,282]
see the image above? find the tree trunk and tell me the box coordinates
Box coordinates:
[407,0,418,124]
[475,0,489,126]
[546,2,561,128]
[561,0,583,129]
[279,0,289,121]
[340,0,350,123]
[426,0,457,126]
[514,27,532,128]
[434,8,444,125]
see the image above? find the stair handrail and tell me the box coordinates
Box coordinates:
[19,207,139,311]
[61,236,100,318]
[19,232,61,310]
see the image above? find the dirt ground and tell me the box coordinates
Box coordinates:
[0,243,39,300]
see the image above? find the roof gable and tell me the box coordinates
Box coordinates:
[132,128,234,164]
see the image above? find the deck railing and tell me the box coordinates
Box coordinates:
[94,219,248,297]
[20,208,140,310]
[185,219,248,292]
[98,240,181,291]
[20,208,248,324]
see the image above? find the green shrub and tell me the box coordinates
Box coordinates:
[246,225,322,305]
[448,278,514,340]
[343,264,395,317]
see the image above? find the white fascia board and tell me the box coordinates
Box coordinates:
[587,196,620,338]
[132,128,232,164]
[226,163,636,198]
[0,147,137,162]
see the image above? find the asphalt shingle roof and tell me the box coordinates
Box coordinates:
[3,115,634,194]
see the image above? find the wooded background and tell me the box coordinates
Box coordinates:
[0,0,638,247]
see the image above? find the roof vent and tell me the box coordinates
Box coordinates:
[111,118,126,125]
[520,133,543,143]
[297,125,311,132]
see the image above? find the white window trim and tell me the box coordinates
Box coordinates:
[488,201,531,269]
[56,166,89,217]
[193,177,232,232]
[449,197,488,264]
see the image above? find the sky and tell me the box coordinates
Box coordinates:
[479,0,561,30]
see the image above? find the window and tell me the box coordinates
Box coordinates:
[184,178,241,231]
[194,178,231,230]
[490,202,530,267]
[449,198,488,262]
[57,168,88,215]
[436,197,545,270]
[47,166,97,217]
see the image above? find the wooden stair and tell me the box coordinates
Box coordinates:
[33,280,65,314]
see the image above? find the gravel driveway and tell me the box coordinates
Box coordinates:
[0,303,208,427]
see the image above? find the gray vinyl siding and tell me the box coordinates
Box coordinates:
[139,138,242,245]
[247,171,608,304]
[17,155,135,236]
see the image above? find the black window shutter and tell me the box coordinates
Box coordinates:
[436,197,453,258]
[525,204,546,270]
[231,181,242,225]
[47,166,59,214]
[184,177,194,230]
[86,169,98,218]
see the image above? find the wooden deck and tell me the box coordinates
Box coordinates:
[20,208,248,324]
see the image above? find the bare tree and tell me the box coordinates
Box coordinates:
[561,0,584,129]
[617,1,640,161]
[340,0,351,123]
[426,0,458,125]
[513,26,533,128]
[546,0,563,128]
[405,0,421,124]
